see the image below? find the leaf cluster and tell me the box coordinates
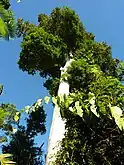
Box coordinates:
[17,7,93,79]
[0,0,16,40]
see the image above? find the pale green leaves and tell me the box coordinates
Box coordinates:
[12,128,17,133]
[109,104,124,130]
[44,96,50,104]
[13,97,47,123]
[25,105,30,114]
[69,101,83,118]
[14,112,19,122]
[72,92,98,118]
[75,101,83,117]
[90,65,101,75]
[88,92,99,118]
[25,99,42,113]
[69,106,73,112]
[33,99,42,111]
[14,115,19,122]
[52,95,70,117]
[53,94,83,118]
[52,92,100,119]
[36,99,42,106]
[0,154,15,165]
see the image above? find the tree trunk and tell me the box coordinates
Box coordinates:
[46,53,73,165]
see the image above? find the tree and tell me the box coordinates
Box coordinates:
[0,85,17,165]
[2,101,46,165]
[0,0,16,136]
[16,6,124,165]
[0,1,17,164]
[0,0,16,40]
[0,0,17,136]
[0,84,17,137]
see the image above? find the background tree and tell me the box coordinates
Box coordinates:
[0,84,17,165]
[0,0,17,136]
[0,85,17,141]
[0,1,17,164]
[2,101,46,165]
[16,6,124,165]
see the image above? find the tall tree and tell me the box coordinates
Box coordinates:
[16,7,124,165]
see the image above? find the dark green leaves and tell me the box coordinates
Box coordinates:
[18,27,67,77]
[47,7,85,51]
[18,7,88,78]
[0,0,10,10]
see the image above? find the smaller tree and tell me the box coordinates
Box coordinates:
[2,104,46,165]
[0,85,17,165]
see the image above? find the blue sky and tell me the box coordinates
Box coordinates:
[0,0,124,156]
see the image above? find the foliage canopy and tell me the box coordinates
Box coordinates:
[17,6,124,165]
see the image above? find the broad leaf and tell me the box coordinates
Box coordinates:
[110,105,124,130]
[75,101,83,117]
[14,115,19,122]
[88,92,99,117]
[0,154,15,165]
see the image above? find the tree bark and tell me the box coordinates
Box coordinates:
[46,53,73,165]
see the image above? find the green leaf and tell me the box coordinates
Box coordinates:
[90,105,99,118]
[14,115,19,122]
[0,17,9,40]
[109,105,124,130]
[36,99,42,106]
[75,101,83,117]
[12,128,17,133]
[69,106,73,112]
[88,92,99,118]
[25,105,30,114]
[0,154,16,165]
[44,96,50,104]
[67,95,74,105]
[15,112,19,115]
[32,106,36,112]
